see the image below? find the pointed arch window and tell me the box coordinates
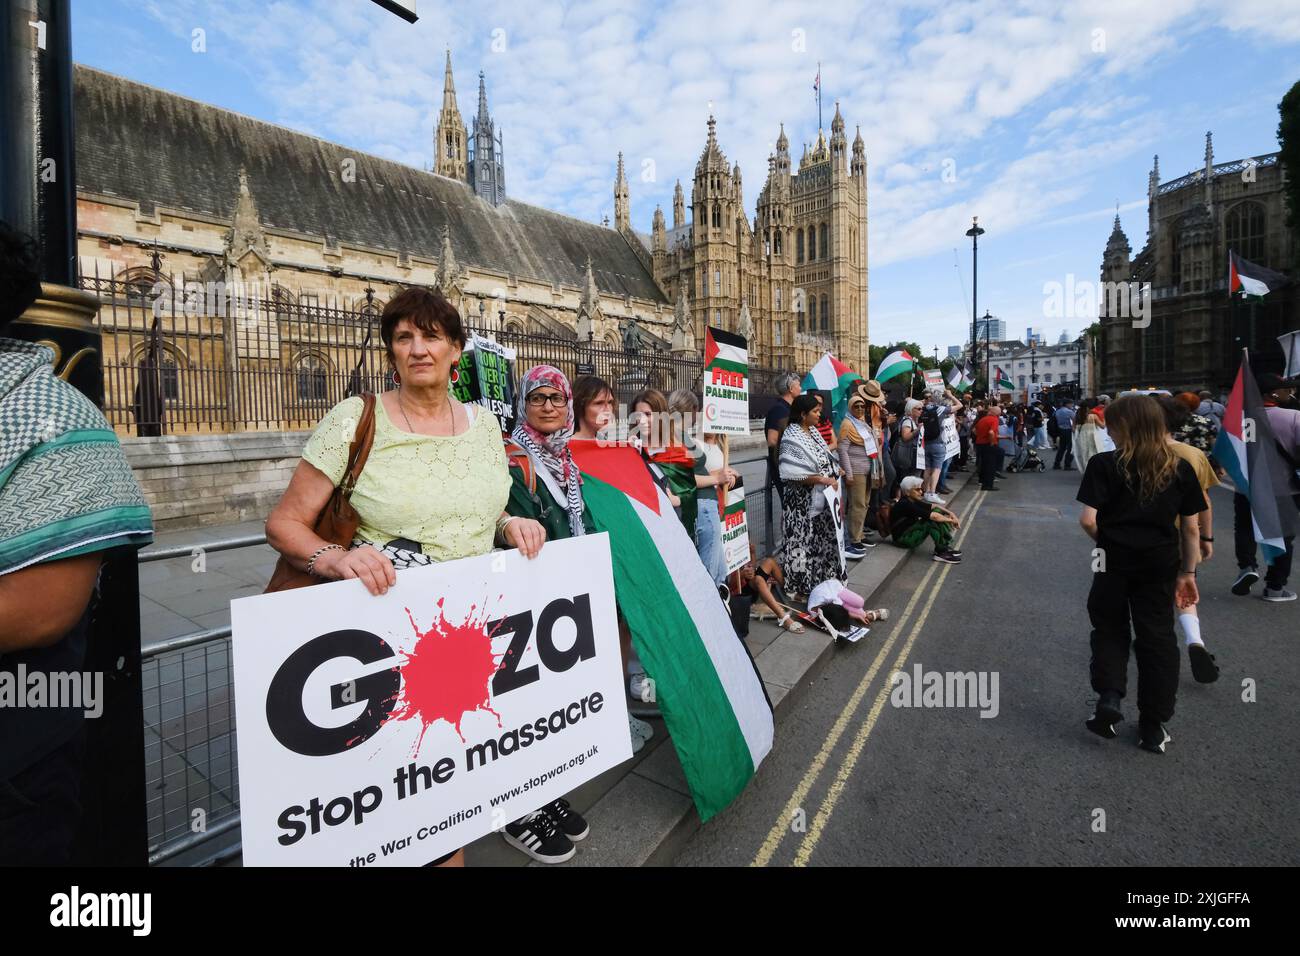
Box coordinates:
[774,229,782,255]
[294,353,331,403]
[796,229,805,264]
[712,203,721,228]
[820,294,829,331]
[714,269,721,294]
[808,228,817,261]
[820,223,829,259]
[1225,202,1266,264]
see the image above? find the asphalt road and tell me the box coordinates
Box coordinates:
[676,464,1300,866]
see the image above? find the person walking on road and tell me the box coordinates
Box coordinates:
[1156,395,1221,683]
[1053,400,1077,469]
[1076,395,1206,754]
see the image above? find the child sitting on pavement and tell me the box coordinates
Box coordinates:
[807,578,889,626]
[889,475,963,564]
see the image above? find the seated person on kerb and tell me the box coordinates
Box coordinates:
[888,475,963,565]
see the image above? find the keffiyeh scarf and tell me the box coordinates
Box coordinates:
[779,423,836,481]
[0,338,153,575]
[511,364,585,538]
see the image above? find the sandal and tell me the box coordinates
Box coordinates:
[865,608,890,623]
[776,612,805,634]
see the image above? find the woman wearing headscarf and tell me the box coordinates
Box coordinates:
[499,365,597,864]
[838,393,877,557]
[778,393,847,598]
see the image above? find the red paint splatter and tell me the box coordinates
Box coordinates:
[384,597,504,754]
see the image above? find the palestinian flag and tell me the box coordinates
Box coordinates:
[1213,351,1299,564]
[875,348,915,383]
[1229,251,1288,298]
[803,352,861,427]
[995,366,1014,391]
[569,440,774,821]
[705,326,748,377]
[946,362,975,393]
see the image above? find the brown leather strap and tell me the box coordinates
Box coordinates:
[340,393,377,496]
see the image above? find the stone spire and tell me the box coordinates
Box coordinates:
[672,179,685,229]
[614,152,630,232]
[434,49,468,180]
[851,125,866,178]
[223,166,269,265]
[437,224,460,292]
[671,281,694,353]
[1147,154,1160,239]
[651,205,666,253]
[469,71,505,204]
[1204,131,1214,208]
[575,255,602,341]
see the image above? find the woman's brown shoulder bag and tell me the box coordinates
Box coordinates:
[265,393,377,593]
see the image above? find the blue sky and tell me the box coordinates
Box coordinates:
[71,0,1300,357]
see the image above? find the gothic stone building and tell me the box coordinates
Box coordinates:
[633,111,869,373]
[1098,133,1297,394]
[73,53,870,439]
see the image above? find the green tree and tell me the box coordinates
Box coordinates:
[1279,80,1300,241]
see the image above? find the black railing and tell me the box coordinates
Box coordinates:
[79,265,787,435]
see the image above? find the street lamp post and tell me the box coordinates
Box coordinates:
[965,216,985,377]
[1030,344,1037,404]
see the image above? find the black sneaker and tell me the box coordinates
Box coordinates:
[503,810,575,863]
[1188,644,1219,683]
[932,550,962,564]
[1138,719,1172,754]
[1086,690,1123,739]
[544,798,590,841]
[1231,568,1259,596]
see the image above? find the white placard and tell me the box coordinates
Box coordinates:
[231,534,631,866]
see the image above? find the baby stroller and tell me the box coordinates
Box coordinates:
[1006,442,1046,473]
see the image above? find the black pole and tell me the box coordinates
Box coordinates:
[2,0,77,287]
[2,0,146,866]
[966,218,983,376]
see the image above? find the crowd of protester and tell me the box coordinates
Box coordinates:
[5,215,1296,862]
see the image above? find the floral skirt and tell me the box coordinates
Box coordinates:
[778,481,846,596]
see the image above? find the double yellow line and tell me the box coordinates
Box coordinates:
[751,488,989,867]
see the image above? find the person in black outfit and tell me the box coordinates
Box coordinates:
[1077,395,1205,754]
[764,372,801,506]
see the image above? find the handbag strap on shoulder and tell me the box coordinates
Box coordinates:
[340,393,378,496]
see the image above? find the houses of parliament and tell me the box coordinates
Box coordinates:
[74,50,870,394]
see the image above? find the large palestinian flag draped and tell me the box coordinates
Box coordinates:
[569,440,774,820]
[1228,251,1288,298]
[1213,351,1299,564]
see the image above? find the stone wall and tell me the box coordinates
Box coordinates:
[122,431,308,532]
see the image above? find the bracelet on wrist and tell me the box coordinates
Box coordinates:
[306,543,345,577]
[1179,569,1197,576]
[1200,536,1214,542]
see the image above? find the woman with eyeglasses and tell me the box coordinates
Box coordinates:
[498,365,601,864]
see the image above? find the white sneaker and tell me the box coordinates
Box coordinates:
[629,673,653,701]
[629,714,653,753]
[1262,587,1297,603]
[923,493,946,505]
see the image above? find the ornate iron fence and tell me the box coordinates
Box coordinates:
[80,265,784,435]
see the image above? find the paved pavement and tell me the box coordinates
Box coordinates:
[675,467,1300,866]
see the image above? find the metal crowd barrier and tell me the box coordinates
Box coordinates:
[135,482,774,866]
